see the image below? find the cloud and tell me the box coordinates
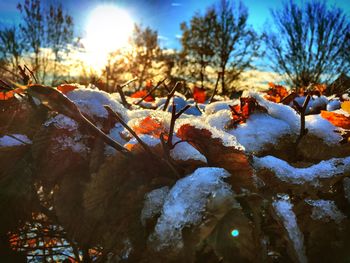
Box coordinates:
[171,3,182,7]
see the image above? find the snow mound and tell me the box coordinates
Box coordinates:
[204,100,238,115]
[176,118,244,150]
[250,92,300,132]
[150,167,233,250]
[305,199,346,224]
[254,155,350,186]
[141,186,170,226]
[170,136,207,163]
[229,113,291,153]
[273,195,307,263]
[66,88,128,121]
[0,134,32,147]
[305,114,343,144]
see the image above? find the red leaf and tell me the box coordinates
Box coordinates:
[228,97,267,128]
[177,124,254,192]
[131,90,154,102]
[57,84,78,94]
[193,86,206,103]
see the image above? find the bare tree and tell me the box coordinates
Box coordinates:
[214,0,259,94]
[128,24,161,89]
[180,8,217,88]
[265,0,350,89]
[0,26,24,77]
[17,0,74,84]
[46,3,74,85]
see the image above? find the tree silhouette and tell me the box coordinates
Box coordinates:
[213,0,258,94]
[180,8,216,88]
[265,0,350,89]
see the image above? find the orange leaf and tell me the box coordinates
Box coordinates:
[57,84,78,94]
[265,83,289,103]
[320,110,350,129]
[193,86,206,103]
[341,101,350,114]
[131,90,154,102]
[0,91,14,100]
[132,116,166,138]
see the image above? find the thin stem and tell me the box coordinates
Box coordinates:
[135,78,166,105]
[104,105,154,156]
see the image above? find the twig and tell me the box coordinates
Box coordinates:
[163,82,181,111]
[135,78,166,105]
[160,133,180,179]
[104,105,154,156]
[24,65,38,83]
[120,77,138,89]
[0,79,13,91]
[116,84,131,108]
[209,72,221,103]
[294,94,311,145]
[167,102,191,149]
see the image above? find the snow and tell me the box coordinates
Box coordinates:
[204,100,238,115]
[44,114,89,154]
[170,136,207,163]
[105,123,128,156]
[44,114,78,131]
[0,134,32,147]
[326,99,341,111]
[205,110,232,130]
[229,113,291,153]
[54,135,88,154]
[305,199,346,224]
[305,114,343,144]
[141,186,170,226]
[253,155,350,186]
[150,167,234,250]
[125,134,160,148]
[250,92,300,132]
[272,195,307,263]
[66,88,128,121]
[175,118,244,150]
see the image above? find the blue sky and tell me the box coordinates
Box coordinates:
[0,0,349,49]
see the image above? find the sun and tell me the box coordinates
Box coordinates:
[82,5,134,72]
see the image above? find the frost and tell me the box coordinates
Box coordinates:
[54,135,88,154]
[343,177,350,204]
[273,195,307,263]
[0,134,32,147]
[254,155,350,186]
[141,186,170,226]
[305,199,346,224]
[150,167,234,250]
[170,136,207,163]
[66,88,128,121]
[44,114,78,131]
